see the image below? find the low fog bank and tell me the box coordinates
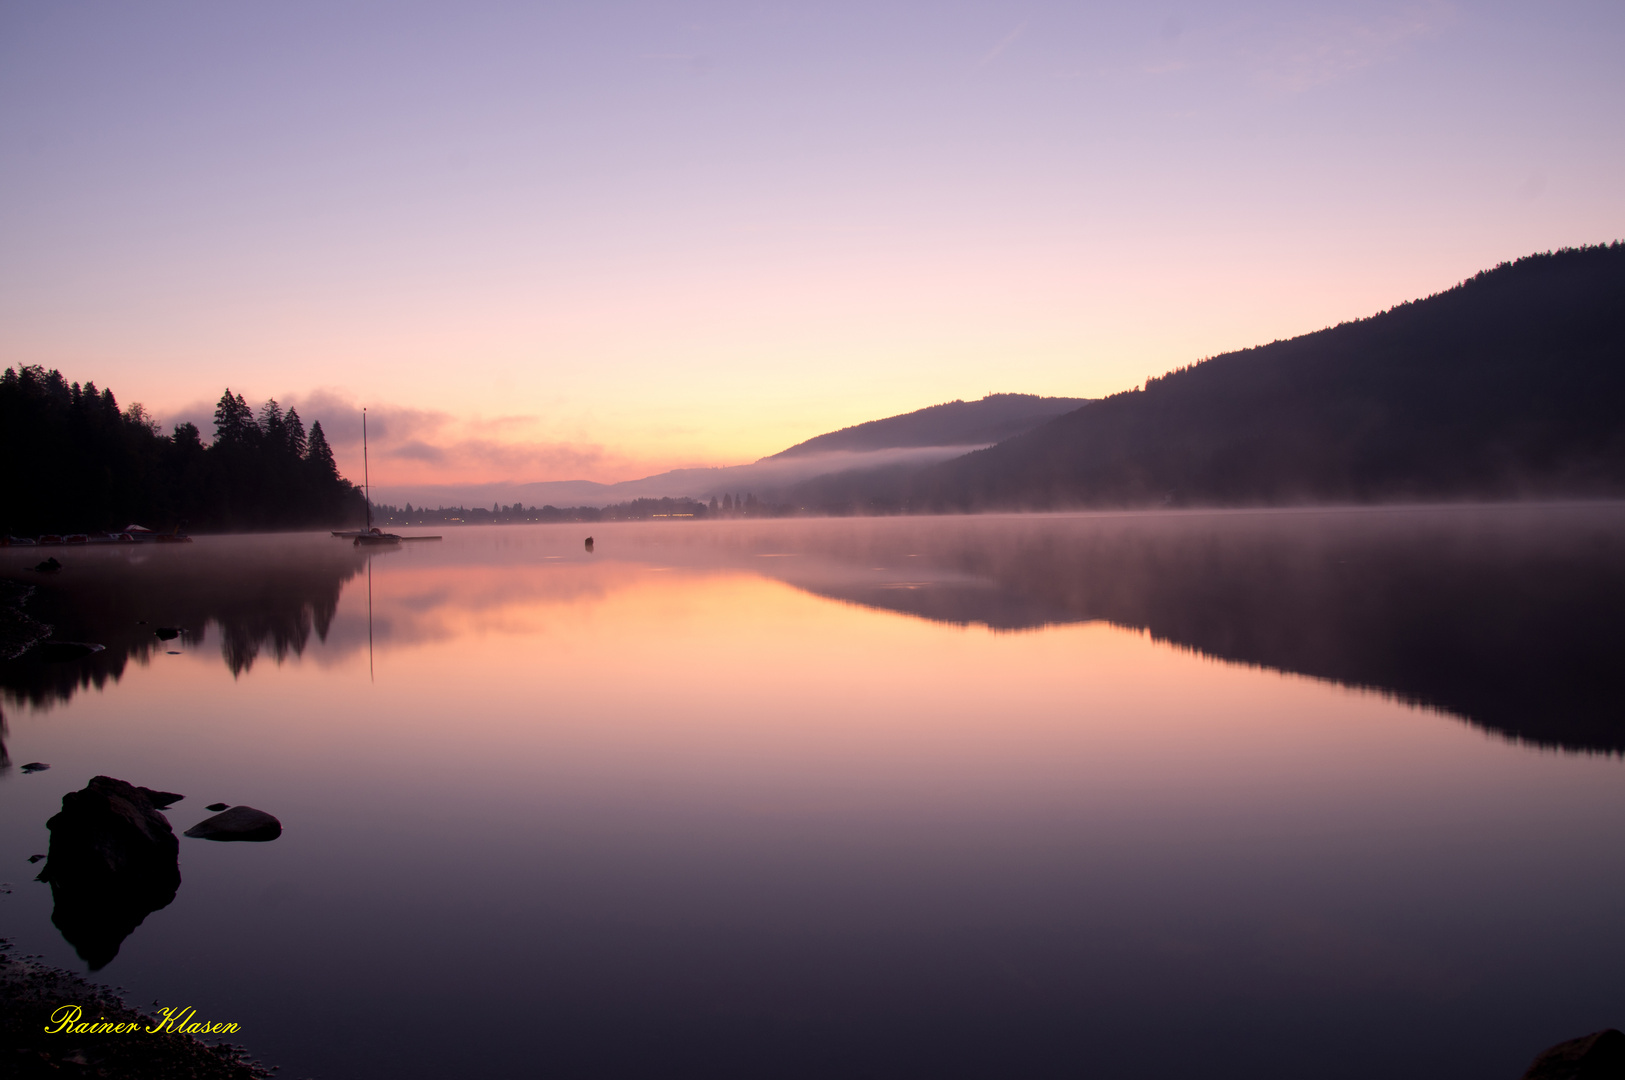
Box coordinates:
[370,445,988,511]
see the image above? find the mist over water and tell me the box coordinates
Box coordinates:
[2,506,1623,1078]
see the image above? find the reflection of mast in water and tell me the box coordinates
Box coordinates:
[367,556,374,683]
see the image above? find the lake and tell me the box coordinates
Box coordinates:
[3,505,1624,1079]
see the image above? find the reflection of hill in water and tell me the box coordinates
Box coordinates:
[748,506,1625,755]
[0,536,366,708]
[6,511,1621,756]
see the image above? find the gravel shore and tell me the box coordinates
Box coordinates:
[1,940,274,1079]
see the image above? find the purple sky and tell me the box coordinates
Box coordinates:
[2,1,1621,485]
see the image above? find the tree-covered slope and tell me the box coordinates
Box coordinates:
[804,243,1625,511]
[770,393,1091,458]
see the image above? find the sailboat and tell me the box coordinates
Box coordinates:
[332,408,441,545]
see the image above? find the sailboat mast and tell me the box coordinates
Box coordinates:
[363,407,372,531]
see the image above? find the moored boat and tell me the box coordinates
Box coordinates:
[339,408,438,544]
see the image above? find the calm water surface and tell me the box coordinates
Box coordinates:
[2,506,1624,1079]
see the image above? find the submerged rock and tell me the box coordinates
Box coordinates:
[155,627,181,640]
[184,806,281,843]
[21,762,50,773]
[36,776,182,970]
[205,802,230,812]
[138,788,185,809]
[1521,1029,1625,1079]
[31,557,62,573]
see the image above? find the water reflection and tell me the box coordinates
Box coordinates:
[723,506,1625,754]
[1,509,1622,1079]
[336,505,1625,756]
[3,506,1622,755]
[0,537,366,708]
[36,777,183,970]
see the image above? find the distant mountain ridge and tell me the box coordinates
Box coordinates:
[793,243,1625,512]
[373,393,1090,509]
[770,394,1090,458]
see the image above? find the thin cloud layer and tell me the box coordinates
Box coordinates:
[291,394,617,484]
[157,389,624,486]
[1244,2,1451,92]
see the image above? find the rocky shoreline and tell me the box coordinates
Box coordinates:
[1,939,274,1079]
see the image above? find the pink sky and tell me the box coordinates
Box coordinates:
[2,2,1622,486]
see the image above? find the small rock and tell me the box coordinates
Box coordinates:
[184,806,281,842]
[584,536,594,552]
[137,788,184,809]
[27,854,45,863]
[154,627,180,641]
[21,762,50,773]
[205,803,230,812]
[31,557,62,573]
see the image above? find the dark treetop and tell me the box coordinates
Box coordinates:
[1,369,364,535]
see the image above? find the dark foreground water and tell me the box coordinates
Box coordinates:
[2,505,1623,1079]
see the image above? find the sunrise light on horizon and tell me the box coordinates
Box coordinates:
[4,2,1622,488]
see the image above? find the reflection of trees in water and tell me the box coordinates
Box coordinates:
[752,507,1625,755]
[0,539,365,707]
[7,512,1623,756]
[209,573,343,677]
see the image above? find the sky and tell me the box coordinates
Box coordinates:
[2,1,1623,487]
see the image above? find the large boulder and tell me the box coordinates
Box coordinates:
[184,806,281,842]
[36,776,182,969]
[1521,1029,1625,1079]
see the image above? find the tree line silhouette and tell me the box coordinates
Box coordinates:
[1,365,363,535]
[371,494,790,525]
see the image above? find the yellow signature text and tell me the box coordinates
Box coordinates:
[45,1005,241,1035]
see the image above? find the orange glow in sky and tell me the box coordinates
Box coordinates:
[2,4,1622,486]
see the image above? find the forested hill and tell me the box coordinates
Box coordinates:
[797,243,1625,512]
[770,393,1090,457]
[1,367,363,534]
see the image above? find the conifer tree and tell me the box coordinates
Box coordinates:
[306,421,339,479]
[285,407,308,458]
[213,390,254,444]
[259,399,285,445]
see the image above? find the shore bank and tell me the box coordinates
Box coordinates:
[1,940,273,1079]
